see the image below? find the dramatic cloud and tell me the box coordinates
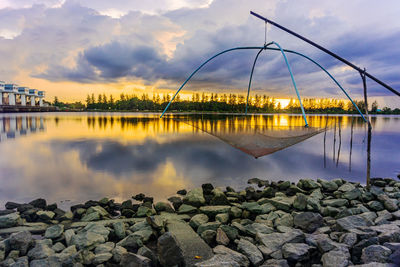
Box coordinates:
[0,0,400,101]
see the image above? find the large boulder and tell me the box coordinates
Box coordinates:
[157,232,184,267]
[183,188,206,207]
[120,252,151,267]
[336,214,373,231]
[361,245,392,263]
[213,245,250,267]
[282,243,312,262]
[71,231,106,250]
[0,212,21,228]
[321,248,350,267]
[236,239,263,266]
[9,231,34,255]
[45,224,64,239]
[256,229,304,256]
[293,212,323,233]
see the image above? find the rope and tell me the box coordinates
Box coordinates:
[264,21,267,45]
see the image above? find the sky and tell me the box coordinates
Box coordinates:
[0,0,400,107]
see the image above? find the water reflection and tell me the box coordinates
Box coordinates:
[0,115,45,141]
[0,113,398,208]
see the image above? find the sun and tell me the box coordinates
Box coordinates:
[276,98,290,108]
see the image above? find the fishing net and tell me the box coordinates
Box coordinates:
[179,118,327,158]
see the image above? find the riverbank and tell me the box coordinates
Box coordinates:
[0,177,399,266]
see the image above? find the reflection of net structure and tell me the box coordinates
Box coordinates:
[180,119,325,158]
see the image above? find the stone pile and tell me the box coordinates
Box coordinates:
[0,177,400,266]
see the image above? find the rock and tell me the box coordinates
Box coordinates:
[36,210,55,220]
[274,213,293,228]
[113,221,126,239]
[86,205,109,217]
[338,183,355,192]
[261,259,290,267]
[27,242,55,260]
[80,211,100,222]
[367,201,384,211]
[197,222,221,235]
[241,202,263,214]
[306,234,343,253]
[9,231,34,256]
[210,188,230,205]
[321,248,350,267]
[52,242,66,253]
[147,215,166,230]
[10,256,29,266]
[361,245,391,263]
[0,213,21,228]
[321,199,348,207]
[178,204,197,214]
[168,196,183,210]
[266,197,293,212]
[216,228,230,246]
[278,181,291,190]
[220,225,238,241]
[154,202,174,213]
[237,238,263,266]
[132,229,153,243]
[293,193,308,210]
[201,230,216,244]
[130,221,151,232]
[301,179,320,190]
[111,246,127,263]
[377,194,398,212]
[29,198,47,209]
[229,206,242,218]
[94,242,115,254]
[343,188,362,200]
[166,219,213,266]
[54,245,78,263]
[157,232,184,266]
[293,212,323,233]
[64,229,75,247]
[177,189,187,195]
[92,252,112,265]
[256,229,305,256]
[200,206,231,217]
[84,223,110,239]
[339,232,358,247]
[136,206,153,217]
[282,243,312,262]
[336,215,373,231]
[44,224,64,239]
[116,234,143,250]
[215,213,229,224]
[213,245,250,267]
[318,179,339,192]
[71,231,105,250]
[183,188,206,207]
[5,202,21,210]
[137,246,157,264]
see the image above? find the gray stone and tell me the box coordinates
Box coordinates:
[111,222,125,240]
[220,225,238,241]
[80,249,95,265]
[54,245,77,263]
[81,211,100,222]
[361,245,391,263]
[336,215,373,231]
[86,205,109,217]
[166,219,213,266]
[111,246,127,263]
[343,188,362,200]
[201,230,216,244]
[0,213,21,228]
[51,242,66,253]
[64,229,75,247]
[116,234,143,250]
[9,231,34,256]
[216,228,230,246]
[71,231,105,250]
[237,239,263,266]
[368,201,384,211]
[260,259,289,267]
[84,222,110,239]
[92,252,112,265]
[190,214,209,229]
[339,232,358,247]
[136,206,153,217]
[293,193,308,210]
[215,213,229,224]
[301,179,320,190]
[137,246,157,264]
[241,202,263,214]
[195,254,240,267]
[27,243,55,260]
[178,204,197,214]
[45,225,64,239]
[132,229,153,243]
[120,252,151,267]
[197,222,221,235]
[256,229,304,255]
[157,232,184,267]
[183,187,206,207]
[282,243,312,262]
[94,242,115,254]
[10,256,29,267]
[383,242,400,252]
[338,183,356,192]
[321,248,350,267]
[213,245,250,267]
[154,201,174,213]
[293,212,323,233]
[378,194,398,212]
[36,210,55,220]
[266,197,293,212]
[211,188,230,205]
[318,179,339,192]
[274,213,293,228]
[229,206,242,218]
[322,199,348,207]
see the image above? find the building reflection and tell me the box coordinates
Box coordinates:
[0,115,45,142]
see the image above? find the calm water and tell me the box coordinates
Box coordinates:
[0,112,399,208]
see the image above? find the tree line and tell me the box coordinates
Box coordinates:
[52,93,400,114]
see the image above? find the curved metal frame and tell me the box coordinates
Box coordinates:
[160,42,367,126]
[246,47,367,122]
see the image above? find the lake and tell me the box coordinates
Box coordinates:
[0,112,399,208]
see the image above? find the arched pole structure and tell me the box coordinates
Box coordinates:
[245,46,367,122]
[246,48,264,115]
[160,43,366,127]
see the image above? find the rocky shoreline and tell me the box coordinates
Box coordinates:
[1,177,400,267]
